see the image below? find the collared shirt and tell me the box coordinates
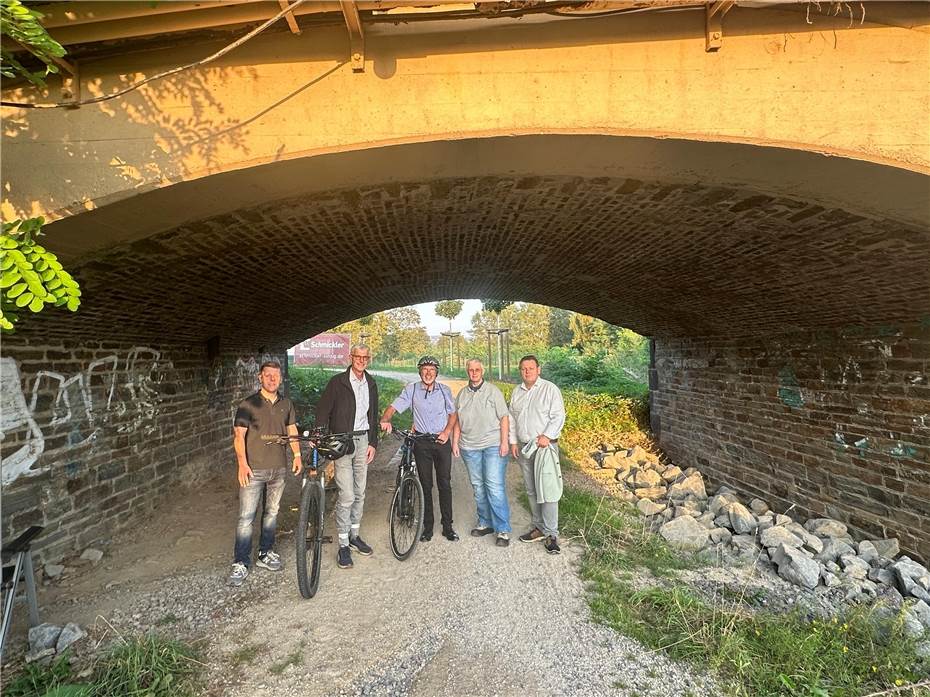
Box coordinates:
[234,391,297,470]
[508,377,565,445]
[348,369,370,432]
[391,381,455,434]
[455,380,509,450]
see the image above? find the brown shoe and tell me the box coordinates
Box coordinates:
[544,536,561,555]
[518,528,544,543]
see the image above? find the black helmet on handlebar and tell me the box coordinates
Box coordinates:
[317,435,355,460]
[417,355,440,370]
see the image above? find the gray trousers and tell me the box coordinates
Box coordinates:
[334,434,369,545]
[516,444,559,537]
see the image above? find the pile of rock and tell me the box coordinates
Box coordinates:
[25,622,85,664]
[595,444,930,644]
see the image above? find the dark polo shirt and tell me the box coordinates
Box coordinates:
[234,391,296,470]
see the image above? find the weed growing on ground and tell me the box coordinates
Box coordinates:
[558,485,930,696]
[3,635,202,697]
[230,641,269,667]
[268,645,304,676]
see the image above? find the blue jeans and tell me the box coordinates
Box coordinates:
[460,446,511,533]
[234,467,287,566]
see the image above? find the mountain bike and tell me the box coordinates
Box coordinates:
[388,429,434,561]
[263,428,365,599]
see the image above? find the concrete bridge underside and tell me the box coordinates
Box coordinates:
[1,4,928,564]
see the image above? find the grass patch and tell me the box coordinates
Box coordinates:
[4,634,202,697]
[268,646,304,676]
[561,485,930,696]
[230,641,268,667]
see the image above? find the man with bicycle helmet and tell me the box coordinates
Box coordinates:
[380,355,459,542]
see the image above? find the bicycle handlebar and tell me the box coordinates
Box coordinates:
[261,429,368,446]
[391,429,438,443]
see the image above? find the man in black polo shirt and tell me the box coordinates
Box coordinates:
[228,361,301,587]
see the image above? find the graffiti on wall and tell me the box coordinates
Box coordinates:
[206,354,275,418]
[0,348,173,485]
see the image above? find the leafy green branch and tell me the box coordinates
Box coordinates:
[0,218,81,332]
[0,0,66,86]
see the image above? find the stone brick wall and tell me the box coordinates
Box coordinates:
[653,322,930,563]
[1,338,287,563]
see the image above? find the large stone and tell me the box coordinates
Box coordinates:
[774,514,793,527]
[816,538,856,564]
[667,473,707,501]
[56,623,86,653]
[840,554,870,580]
[634,486,667,500]
[80,548,104,563]
[868,539,900,559]
[775,545,823,590]
[631,468,663,489]
[627,445,650,464]
[709,527,732,545]
[904,599,930,634]
[606,453,632,475]
[748,498,770,515]
[868,567,896,587]
[804,518,847,538]
[28,623,62,652]
[43,564,65,579]
[857,540,879,564]
[760,525,803,549]
[728,502,757,535]
[708,492,740,516]
[713,514,732,530]
[661,465,682,482]
[892,557,930,599]
[695,511,716,529]
[637,498,666,517]
[785,522,824,554]
[659,516,710,551]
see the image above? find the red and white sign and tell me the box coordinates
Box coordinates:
[293,333,351,367]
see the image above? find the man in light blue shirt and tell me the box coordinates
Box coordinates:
[380,356,459,542]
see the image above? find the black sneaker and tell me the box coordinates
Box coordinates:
[349,536,373,556]
[420,530,433,542]
[544,536,561,555]
[442,528,460,542]
[337,545,353,568]
[470,526,494,537]
[519,528,545,543]
[496,533,511,548]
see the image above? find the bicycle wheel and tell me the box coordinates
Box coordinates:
[296,479,324,599]
[389,473,424,561]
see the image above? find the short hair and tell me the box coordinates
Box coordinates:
[518,355,539,368]
[465,358,484,368]
[350,344,370,355]
[260,360,282,372]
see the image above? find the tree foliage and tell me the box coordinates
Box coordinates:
[434,299,464,329]
[480,299,514,315]
[1,4,80,333]
[0,0,66,86]
[0,218,81,332]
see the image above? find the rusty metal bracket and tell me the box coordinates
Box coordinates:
[277,0,301,34]
[705,1,735,52]
[340,1,365,72]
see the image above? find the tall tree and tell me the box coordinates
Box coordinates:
[434,299,464,331]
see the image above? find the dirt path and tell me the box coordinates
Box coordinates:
[9,375,713,695]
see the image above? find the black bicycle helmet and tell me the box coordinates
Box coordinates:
[417,355,440,370]
[317,435,354,460]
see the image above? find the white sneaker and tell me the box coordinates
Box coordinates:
[228,562,249,586]
[256,550,283,571]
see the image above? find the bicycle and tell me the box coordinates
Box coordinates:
[387,428,435,561]
[263,427,366,599]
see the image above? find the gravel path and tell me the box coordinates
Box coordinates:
[205,447,716,696]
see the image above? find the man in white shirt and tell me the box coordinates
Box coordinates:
[315,345,379,569]
[509,355,566,555]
